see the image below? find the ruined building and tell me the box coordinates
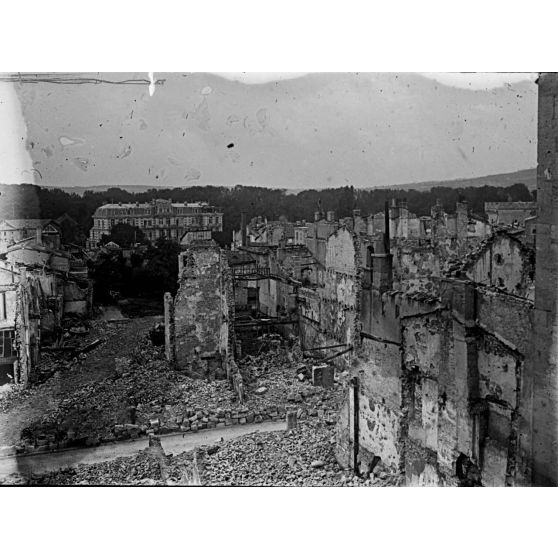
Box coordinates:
[0,263,42,385]
[0,218,62,252]
[0,228,93,386]
[227,146,545,486]
[485,201,537,227]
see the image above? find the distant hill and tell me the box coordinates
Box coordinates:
[11,166,535,197]
[374,167,537,192]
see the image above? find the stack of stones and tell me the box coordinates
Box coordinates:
[145,405,288,436]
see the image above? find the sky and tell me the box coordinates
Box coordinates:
[215,72,537,89]
[0,72,538,189]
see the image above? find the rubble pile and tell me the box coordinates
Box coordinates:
[16,334,347,454]
[197,421,397,486]
[18,343,184,450]
[36,319,123,383]
[6,305,353,465]
[128,345,345,440]
[26,449,176,486]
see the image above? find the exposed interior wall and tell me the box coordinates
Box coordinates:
[298,227,361,367]
[464,234,535,300]
[63,280,92,316]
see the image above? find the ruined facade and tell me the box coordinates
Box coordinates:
[0,237,93,386]
[333,231,534,486]
[298,227,361,366]
[0,264,42,386]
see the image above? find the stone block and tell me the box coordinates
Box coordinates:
[286,409,298,430]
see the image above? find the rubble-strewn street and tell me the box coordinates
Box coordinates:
[0,308,350,482]
[15,419,398,486]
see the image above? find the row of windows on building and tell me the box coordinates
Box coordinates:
[94,215,222,229]
[97,206,215,217]
[91,228,183,241]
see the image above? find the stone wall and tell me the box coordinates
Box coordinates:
[170,241,232,379]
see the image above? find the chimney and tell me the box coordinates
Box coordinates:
[326,210,335,222]
[383,200,390,253]
[240,211,247,247]
[36,226,42,245]
[314,211,322,222]
[353,209,361,218]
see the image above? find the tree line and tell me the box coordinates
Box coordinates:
[1,182,535,247]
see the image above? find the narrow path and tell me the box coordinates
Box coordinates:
[0,420,285,478]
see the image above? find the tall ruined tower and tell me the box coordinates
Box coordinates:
[525,73,558,485]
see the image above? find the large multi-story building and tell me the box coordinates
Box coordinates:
[87,199,223,248]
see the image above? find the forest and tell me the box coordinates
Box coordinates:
[0,182,535,247]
